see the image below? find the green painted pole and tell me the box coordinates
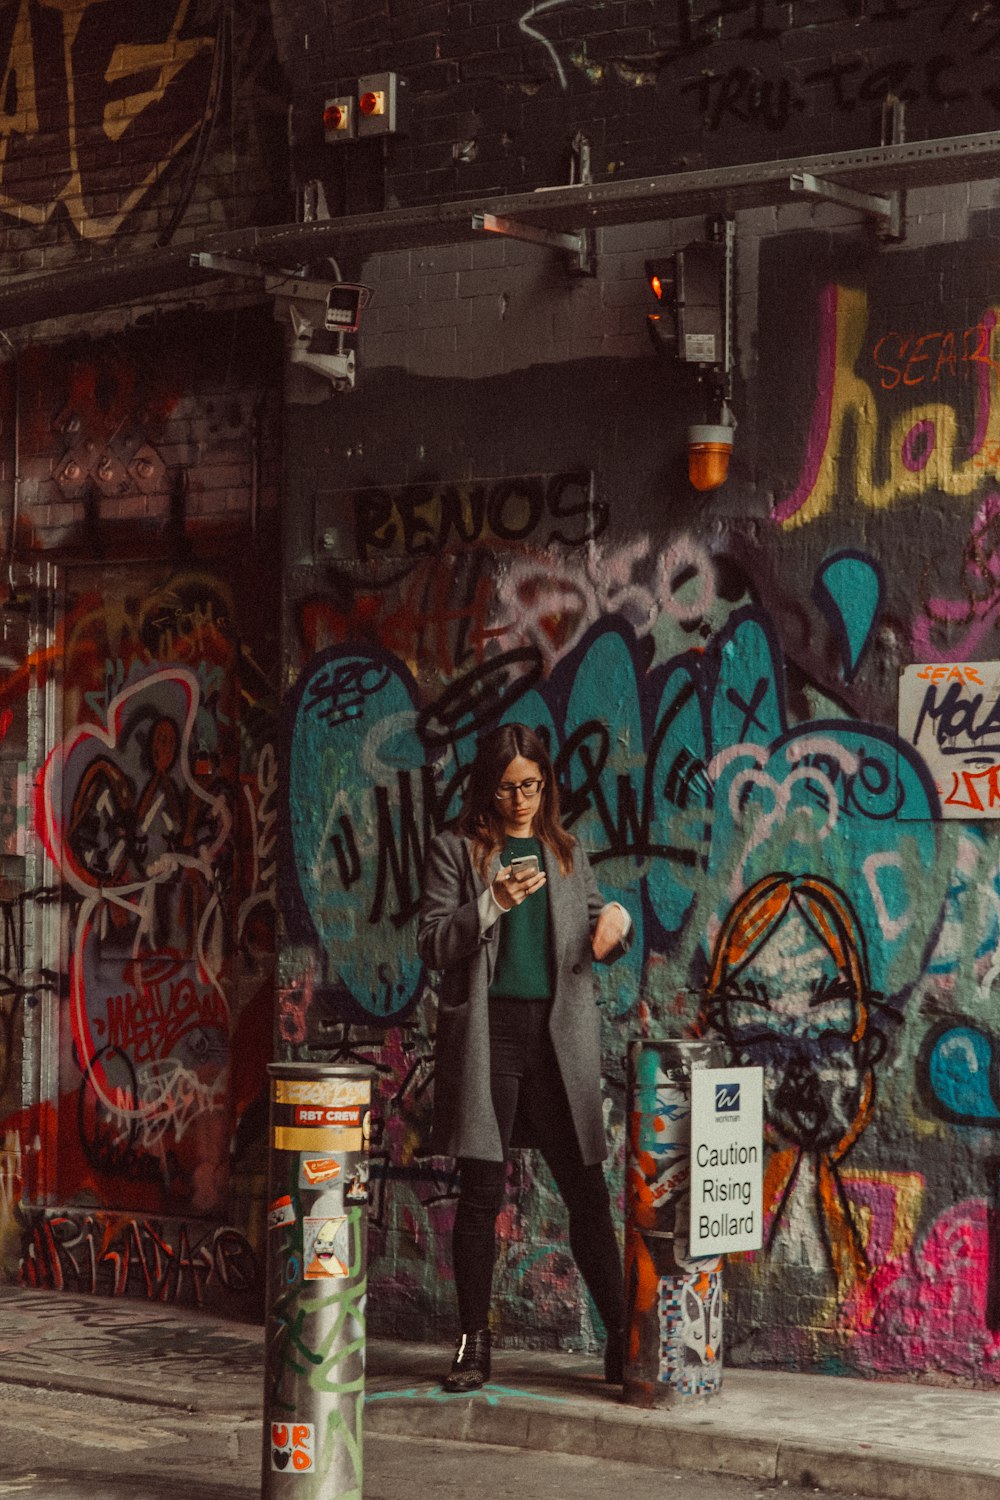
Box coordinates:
[262,1062,373,1500]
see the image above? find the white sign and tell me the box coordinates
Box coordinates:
[898,661,1000,818]
[689,1067,763,1256]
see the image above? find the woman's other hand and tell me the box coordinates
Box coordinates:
[592,903,627,960]
[491,863,547,911]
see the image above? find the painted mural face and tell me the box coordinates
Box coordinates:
[718,906,866,1154]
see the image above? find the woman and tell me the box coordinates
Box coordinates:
[418,722,632,1392]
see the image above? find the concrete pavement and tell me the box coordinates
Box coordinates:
[1,1283,999,1500]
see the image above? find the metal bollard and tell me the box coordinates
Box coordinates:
[623,1039,724,1407]
[262,1062,373,1500]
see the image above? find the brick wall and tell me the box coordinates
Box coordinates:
[0,0,287,281]
[273,0,1000,214]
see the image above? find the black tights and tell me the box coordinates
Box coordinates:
[452,997,624,1337]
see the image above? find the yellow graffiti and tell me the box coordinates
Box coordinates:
[779,284,1000,527]
[0,0,214,243]
[0,0,39,154]
[103,3,210,142]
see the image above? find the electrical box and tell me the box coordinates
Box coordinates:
[675,241,725,364]
[323,96,355,143]
[356,72,405,137]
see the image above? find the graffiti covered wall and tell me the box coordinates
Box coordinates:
[0,307,281,1313]
[275,213,1000,1380]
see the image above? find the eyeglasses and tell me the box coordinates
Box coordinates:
[495,777,544,801]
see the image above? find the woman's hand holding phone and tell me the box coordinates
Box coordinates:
[492,859,547,910]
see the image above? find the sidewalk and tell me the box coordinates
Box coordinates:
[2,1283,999,1500]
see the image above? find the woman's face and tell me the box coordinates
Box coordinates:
[495,754,544,837]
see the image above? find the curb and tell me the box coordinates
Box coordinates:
[362,1388,1000,1500]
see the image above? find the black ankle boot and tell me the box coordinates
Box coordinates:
[443,1328,492,1392]
[604,1328,624,1384]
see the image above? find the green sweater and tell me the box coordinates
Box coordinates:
[489,836,553,999]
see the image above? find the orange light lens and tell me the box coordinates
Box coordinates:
[323,104,347,131]
[359,90,385,116]
[688,442,731,492]
[650,274,664,300]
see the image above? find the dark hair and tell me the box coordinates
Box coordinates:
[456,722,575,880]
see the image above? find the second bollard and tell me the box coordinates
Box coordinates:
[262,1062,372,1500]
[623,1038,724,1407]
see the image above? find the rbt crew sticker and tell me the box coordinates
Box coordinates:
[271,1422,314,1471]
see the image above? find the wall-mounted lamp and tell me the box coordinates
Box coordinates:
[687,423,733,492]
[646,219,736,490]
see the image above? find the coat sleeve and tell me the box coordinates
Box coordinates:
[579,841,634,967]
[417,833,492,972]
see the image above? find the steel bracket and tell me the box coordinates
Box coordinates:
[471,211,595,275]
[789,171,903,241]
[190,251,341,303]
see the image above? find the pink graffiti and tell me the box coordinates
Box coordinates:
[771,284,839,525]
[901,419,936,472]
[851,1200,1000,1377]
[971,312,998,456]
[105,951,228,1063]
[912,491,1000,660]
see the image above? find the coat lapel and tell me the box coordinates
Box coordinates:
[541,841,570,971]
[462,837,502,980]
[464,839,503,894]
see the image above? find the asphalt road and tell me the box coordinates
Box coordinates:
[0,1381,865,1500]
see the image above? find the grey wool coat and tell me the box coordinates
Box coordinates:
[417,828,633,1165]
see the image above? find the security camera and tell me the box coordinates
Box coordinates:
[287,305,356,392]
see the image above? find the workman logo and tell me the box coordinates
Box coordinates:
[715,1082,740,1114]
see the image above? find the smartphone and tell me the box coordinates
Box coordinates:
[509,854,539,878]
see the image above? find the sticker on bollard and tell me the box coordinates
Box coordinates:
[303,1216,350,1279]
[268,1195,296,1231]
[300,1156,341,1187]
[271,1422,314,1472]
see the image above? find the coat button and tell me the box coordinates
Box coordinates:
[572,962,583,974]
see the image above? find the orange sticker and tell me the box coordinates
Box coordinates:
[271,1421,313,1472]
[302,1157,341,1185]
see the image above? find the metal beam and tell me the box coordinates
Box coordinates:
[2,129,1000,328]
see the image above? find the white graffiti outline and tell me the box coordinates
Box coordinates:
[493,533,718,670]
[518,0,571,87]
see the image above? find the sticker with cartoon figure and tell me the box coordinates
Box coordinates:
[268,1194,296,1231]
[303,1216,350,1279]
[271,1422,314,1472]
[344,1159,369,1204]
